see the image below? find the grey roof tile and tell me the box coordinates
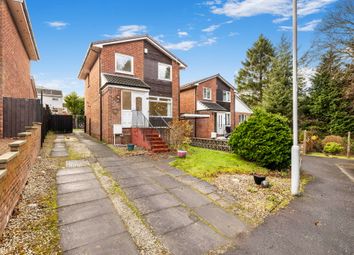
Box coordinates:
[103,73,150,89]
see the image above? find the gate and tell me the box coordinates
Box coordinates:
[50,115,73,133]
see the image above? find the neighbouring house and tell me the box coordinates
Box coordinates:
[180,74,236,138]
[78,35,186,152]
[235,93,253,126]
[0,0,39,137]
[36,86,66,114]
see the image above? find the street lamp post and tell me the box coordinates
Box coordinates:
[291,0,300,195]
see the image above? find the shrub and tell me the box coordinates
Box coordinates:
[323,142,343,154]
[169,119,193,151]
[229,109,292,170]
[300,130,322,152]
[322,135,344,147]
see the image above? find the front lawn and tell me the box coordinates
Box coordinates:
[170,146,270,180]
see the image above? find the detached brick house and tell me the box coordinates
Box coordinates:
[0,0,39,137]
[79,35,186,151]
[180,74,236,138]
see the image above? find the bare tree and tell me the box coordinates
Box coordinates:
[315,0,354,60]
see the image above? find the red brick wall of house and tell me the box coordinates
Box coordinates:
[0,1,36,137]
[196,78,217,103]
[172,61,180,119]
[195,111,215,138]
[0,123,41,235]
[180,88,196,114]
[100,41,144,80]
[235,112,252,126]
[84,58,101,140]
[101,86,121,144]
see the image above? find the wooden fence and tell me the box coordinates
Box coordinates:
[3,97,42,138]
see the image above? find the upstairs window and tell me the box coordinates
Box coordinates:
[203,87,211,100]
[158,63,172,81]
[223,91,231,102]
[115,53,134,75]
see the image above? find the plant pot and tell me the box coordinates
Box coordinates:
[253,175,266,185]
[177,150,187,158]
[127,144,135,151]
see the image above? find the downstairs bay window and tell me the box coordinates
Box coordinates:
[149,97,172,117]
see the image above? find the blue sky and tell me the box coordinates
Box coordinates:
[27,0,337,96]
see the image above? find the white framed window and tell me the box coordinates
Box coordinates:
[203,87,211,100]
[239,114,247,124]
[223,91,231,102]
[115,53,134,75]
[149,96,172,117]
[158,63,172,81]
[225,113,231,126]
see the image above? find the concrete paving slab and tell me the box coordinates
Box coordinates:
[66,160,90,168]
[129,162,156,169]
[157,165,186,177]
[51,151,68,157]
[134,193,181,215]
[110,169,142,179]
[169,186,211,208]
[145,206,195,235]
[177,174,203,185]
[57,167,92,176]
[57,172,96,184]
[52,148,67,152]
[138,167,165,177]
[57,179,100,194]
[162,222,226,255]
[124,183,165,199]
[58,198,114,225]
[152,174,182,189]
[60,213,126,251]
[57,188,107,207]
[194,203,246,238]
[191,180,217,194]
[116,176,151,188]
[64,232,139,255]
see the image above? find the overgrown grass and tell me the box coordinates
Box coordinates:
[307,152,354,160]
[108,144,146,157]
[171,146,270,180]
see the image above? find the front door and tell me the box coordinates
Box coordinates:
[121,90,149,128]
[216,112,225,135]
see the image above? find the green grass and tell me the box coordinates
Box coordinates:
[307,152,354,160]
[171,146,270,179]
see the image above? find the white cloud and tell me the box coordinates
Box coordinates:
[46,21,69,30]
[164,41,198,51]
[153,34,165,43]
[279,19,321,32]
[272,17,290,23]
[104,25,147,38]
[299,67,316,88]
[202,24,220,32]
[211,0,336,19]
[203,0,222,6]
[201,37,217,45]
[178,31,189,37]
[228,31,239,36]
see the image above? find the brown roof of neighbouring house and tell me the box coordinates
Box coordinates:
[181,74,235,91]
[36,87,63,96]
[198,101,227,112]
[102,73,150,90]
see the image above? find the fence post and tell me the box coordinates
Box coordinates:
[347,132,351,158]
[303,130,307,155]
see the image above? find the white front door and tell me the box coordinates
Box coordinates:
[121,90,149,128]
[216,112,225,135]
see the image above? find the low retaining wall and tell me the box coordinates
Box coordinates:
[0,123,42,235]
[191,138,230,152]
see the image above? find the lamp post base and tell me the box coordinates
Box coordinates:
[291,145,300,195]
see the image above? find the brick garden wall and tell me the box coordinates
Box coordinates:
[191,137,230,152]
[0,0,36,137]
[0,123,41,235]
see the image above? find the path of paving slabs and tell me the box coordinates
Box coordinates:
[51,135,68,157]
[77,132,247,255]
[53,135,139,255]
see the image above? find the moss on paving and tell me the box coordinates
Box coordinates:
[171,146,270,180]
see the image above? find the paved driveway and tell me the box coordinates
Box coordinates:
[226,156,354,255]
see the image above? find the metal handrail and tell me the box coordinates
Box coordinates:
[132,110,153,128]
[152,111,171,128]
